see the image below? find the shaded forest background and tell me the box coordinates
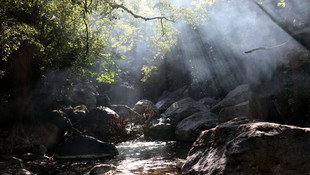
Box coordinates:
[1,0,310,132]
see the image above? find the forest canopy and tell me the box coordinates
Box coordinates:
[0,0,190,84]
[1,0,295,85]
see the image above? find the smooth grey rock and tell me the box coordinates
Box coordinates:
[175,112,218,142]
[15,169,33,175]
[64,105,88,125]
[83,107,127,142]
[143,118,175,141]
[54,135,118,159]
[96,94,111,108]
[33,110,72,150]
[156,86,189,113]
[134,99,160,119]
[211,84,248,113]
[165,97,208,125]
[182,118,310,175]
[219,101,252,123]
[89,164,117,175]
[198,97,219,108]
[111,105,145,125]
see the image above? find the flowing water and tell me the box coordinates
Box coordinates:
[1,139,192,174]
[111,140,192,174]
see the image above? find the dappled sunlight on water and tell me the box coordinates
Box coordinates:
[110,140,192,174]
[0,140,191,175]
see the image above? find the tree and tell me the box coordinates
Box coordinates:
[0,0,190,134]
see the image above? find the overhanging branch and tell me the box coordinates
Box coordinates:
[104,0,175,22]
[245,1,309,54]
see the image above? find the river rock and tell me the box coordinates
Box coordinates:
[0,155,22,169]
[89,164,117,175]
[165,97,208,125]
[54,135,118,159]
[182,118,310,175]
[21,153,45,161]
[96,94,111,108]
[210,84,248,113]
[68,83,99,110]
[198,97,219,109]
[218,101,252,123]
[33,110,72,150]
[134,99,160,119]
[175,112,218,142]
[82,107,127,142]
[63,105,88,125]
[155,86,189,113]
[143,118,175,141]
[111,105,145,125]
[15,169,33,175]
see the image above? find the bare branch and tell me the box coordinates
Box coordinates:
[249,0,309,52]
[245,1,310,54]
[104,0,175,22]
[245,40,288,54]
[294,27,310,36]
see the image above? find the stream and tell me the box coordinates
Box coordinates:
[1,139,192,174]
[111,140,192,174]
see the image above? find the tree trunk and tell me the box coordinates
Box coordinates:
[13,41,34,128]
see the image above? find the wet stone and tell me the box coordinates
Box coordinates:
[89,164,116,175]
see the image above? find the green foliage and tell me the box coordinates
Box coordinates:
[0,0,203,85]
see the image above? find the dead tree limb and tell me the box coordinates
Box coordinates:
[103,0,175,22]
[244,40,288,54]
[245,0,309,54]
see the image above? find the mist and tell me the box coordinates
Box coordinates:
[112,0,309,101]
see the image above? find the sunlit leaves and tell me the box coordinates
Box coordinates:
[0,0,195,84]
[141,65,157,82]
[96,72,115,83]
[277,0,286,7]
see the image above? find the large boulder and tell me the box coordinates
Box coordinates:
[210,84,248,113]
[133,99,160,119]
[218,101,252,123]
[111,105,145,125]
[105,83,140,107]
[68,83,99,110]
[96,94,111,108]
[33,110,72,151]
[82,107,127,142]
[155,86,189,113]
[182,118,310,175]
[198,97,219,109]
[63,105,88,126]
[54,135,118,159]
[175,112,218,142]
[143,118,175,141]
[165,97,208,125]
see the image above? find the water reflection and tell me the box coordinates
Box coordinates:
[111,140,192,174]
[0,140,192,174]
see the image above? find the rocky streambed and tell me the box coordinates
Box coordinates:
[0,139,192,175]
[1,84,310,174]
